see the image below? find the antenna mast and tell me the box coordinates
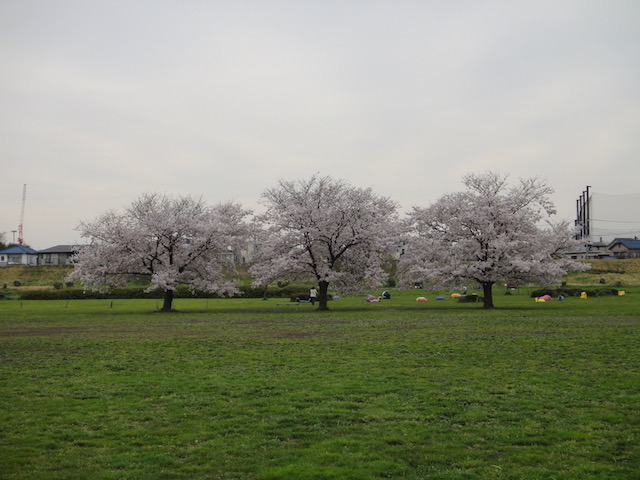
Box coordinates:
[18,184,26,245]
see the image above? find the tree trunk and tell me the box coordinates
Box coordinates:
[318,280,330,311]
[161,289,174,312]
[482,281,494,309]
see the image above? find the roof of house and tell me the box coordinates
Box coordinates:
[0,245,39,255]
[38,244,81,254]
[608,238,640,250]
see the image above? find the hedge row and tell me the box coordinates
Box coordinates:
[17,284,315,301]
[530,287,622,298]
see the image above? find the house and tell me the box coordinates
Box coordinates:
[565,238,611,260]
[607,238,640,259]
[0,245,39,266]
[38,245,81,265]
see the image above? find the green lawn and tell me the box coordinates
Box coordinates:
[1,291,639,479]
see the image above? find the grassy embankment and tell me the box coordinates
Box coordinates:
[564,259,640,287]
[0,265,74,288]
[2,259,640,291]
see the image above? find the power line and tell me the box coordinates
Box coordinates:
[591,219,640,224]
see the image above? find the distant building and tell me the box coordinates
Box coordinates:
[0,245,39,266]
[574,187,640,243]
[38,245,82,265]
[565,238,610,260]
[607,238,640,259]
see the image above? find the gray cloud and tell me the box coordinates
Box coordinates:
[2,0,639,247]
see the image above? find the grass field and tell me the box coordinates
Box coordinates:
[1,290,639,479]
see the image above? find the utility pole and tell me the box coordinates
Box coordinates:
[18,184,26,245]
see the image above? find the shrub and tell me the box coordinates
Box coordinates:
[458,294,483,303]
[17,283,318,300]
[530,287,620,298]
[53,282,63,290]
[291,293,310,302]
[13,280,21,287]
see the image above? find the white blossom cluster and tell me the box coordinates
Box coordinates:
[67,193,253,310]
[67,172,588,310]
[249,175,403,310]
[398,172,589,308]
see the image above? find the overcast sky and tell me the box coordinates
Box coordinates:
[2,0,639,249]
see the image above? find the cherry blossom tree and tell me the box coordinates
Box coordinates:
[68,193,252,311]
[250,175,402,310]
[399,171,589,308]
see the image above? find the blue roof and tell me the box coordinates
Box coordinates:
[0,245,38,255]
[610,238,640,250]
